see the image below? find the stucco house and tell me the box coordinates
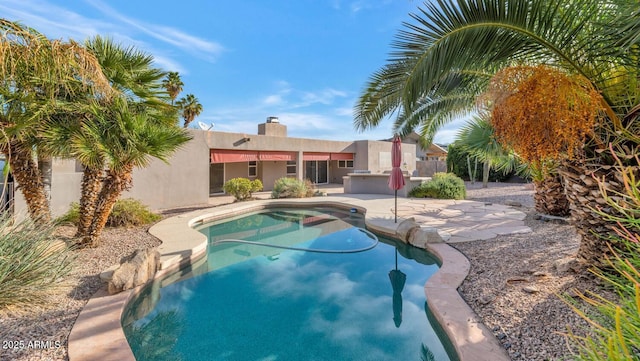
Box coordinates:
[9,117,417,217]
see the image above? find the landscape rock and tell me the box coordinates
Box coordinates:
[553,258,580,274]
[523,285,540,294]
[107,248,160,295]
[505,200,522,207]
[407,225,444,247]
[395,217,417,242]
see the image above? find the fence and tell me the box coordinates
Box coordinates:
[0,182,14,215]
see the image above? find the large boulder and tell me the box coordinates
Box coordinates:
[103,248,160,295]
[395,218,444,247]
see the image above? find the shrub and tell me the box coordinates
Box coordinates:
[271,177,315,199]
[56,203,80,225]
[0,215,74,311]
[409,172,466,200]
[223,178,263,201]
[57,198,161,227]
[107,198,162,227]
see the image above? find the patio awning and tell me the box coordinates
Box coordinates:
[330,153,354,160]
[258,151,297,161]
[303,152,331,161]
[210,149,258,163]
[210,150,298,163]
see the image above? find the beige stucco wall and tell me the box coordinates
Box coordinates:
[50,172,82,217]
[329,161,352,183]
[205,130,356,154]
[123,129,210,210]
[343,173,426,196]
[12,127,420,219]
[353,140,416,175]
[225,162,249,181]
[259,161,287,191]
[13,159,84,219]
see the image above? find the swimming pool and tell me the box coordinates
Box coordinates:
[123,207,457,361]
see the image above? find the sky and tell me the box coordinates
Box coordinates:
[1,0,466,144]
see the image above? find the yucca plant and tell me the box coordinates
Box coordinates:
[0,215,74,311]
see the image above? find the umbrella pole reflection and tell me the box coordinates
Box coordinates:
[389,248,406,328]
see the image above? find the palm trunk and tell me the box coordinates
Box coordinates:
[482,161,490,188]
[533,173,570,217]
[558,159,628,266]
[81,164,134,247]
[75,165,104,238]
[38,156,52,203]
[6,142,50,222]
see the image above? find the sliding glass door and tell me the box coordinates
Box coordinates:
[304,161,328,184]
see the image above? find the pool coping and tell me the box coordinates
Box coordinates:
[68,197,509,361]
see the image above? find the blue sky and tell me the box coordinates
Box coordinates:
[1,0,463,144]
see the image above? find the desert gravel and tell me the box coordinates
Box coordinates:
[0,184,612,360]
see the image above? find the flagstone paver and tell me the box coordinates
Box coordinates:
[390,197,531,243]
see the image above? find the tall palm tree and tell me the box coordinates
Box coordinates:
[176,94,203,128]
[162,72,184,106]
[354,0,640,265]
[0,19,112,222]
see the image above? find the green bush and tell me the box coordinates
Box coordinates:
[0,215,74,310]
[56,203,80,225]
[409,172,466,200]
[108,198,162,227]
[223,177,263,201]
[271,177,315,199]
[57,198,161,227]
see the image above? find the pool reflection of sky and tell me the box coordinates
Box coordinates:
[124,209,452,361]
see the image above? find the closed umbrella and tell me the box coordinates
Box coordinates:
[388,135,405,223]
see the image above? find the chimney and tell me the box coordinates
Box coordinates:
[258,116,287,137]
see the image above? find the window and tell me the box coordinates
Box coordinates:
[248,161,257,177]
[286,160,297,175]
[338,160,354,168]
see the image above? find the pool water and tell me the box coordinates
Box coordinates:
[123,208,456,361]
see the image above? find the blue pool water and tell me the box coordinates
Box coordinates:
[123,208,456,361]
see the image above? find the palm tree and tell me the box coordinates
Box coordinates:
[354,0,640,265]
[0,19,112,222]
[67,37,184,243]
[44,36,182,241]
[176,94,203,128]
[455,116,521,188]
[162,72,184,105]
[80,98,191,246]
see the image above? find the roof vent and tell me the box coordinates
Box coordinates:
[266,116,279,123]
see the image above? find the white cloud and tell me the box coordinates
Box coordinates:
[0,0,109,40]
[86,0,225,60]
[298,88,348,107]
[152,55,188,74]
[334,106,354,117]
[263,94,284,105]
